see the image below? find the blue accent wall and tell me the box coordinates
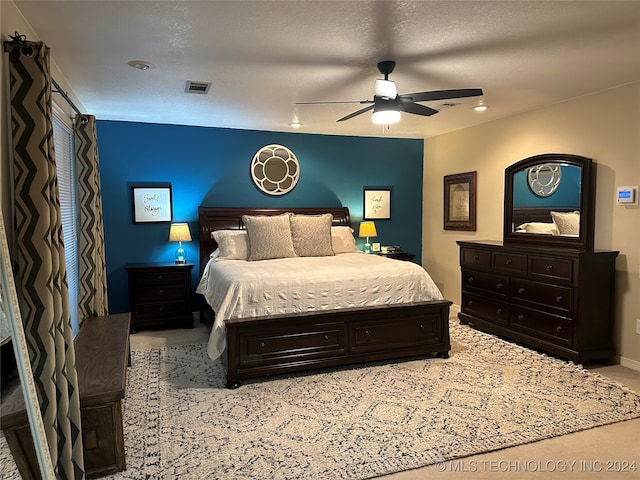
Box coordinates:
[513,164,581,208]
[97,120,424,314]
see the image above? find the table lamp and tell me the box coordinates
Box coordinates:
[358,221,377,254]
[169,223,192,264]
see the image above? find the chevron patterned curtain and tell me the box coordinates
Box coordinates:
[75,116,108,322]
[6,41,85,479]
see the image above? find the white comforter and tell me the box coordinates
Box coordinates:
[196,252,444,360]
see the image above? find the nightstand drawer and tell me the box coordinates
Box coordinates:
[134,284,188,302]
[133,301,190,320]
[131,270,186,285]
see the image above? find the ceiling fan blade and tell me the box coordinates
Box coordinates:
[400,88,483,103]
[296,100,372,105]
[337,104,375,122]
[398,102,439,117]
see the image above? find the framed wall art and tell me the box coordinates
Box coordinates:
[363,188,391,220]
[131,184,173,223]
[444,171,477,231]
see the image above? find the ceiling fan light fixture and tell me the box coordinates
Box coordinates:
[372,109,401,125]
[374,79,397,99]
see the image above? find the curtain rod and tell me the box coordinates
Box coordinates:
[4,32,88,124]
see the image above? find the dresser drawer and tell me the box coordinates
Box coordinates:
[461,248,491,269]
[134,284,188,303]
[529,256,573,282]
[492,252,527,273]
[462,292,508,325]
[511,306,572,345]
[463,270,508,296]
[511,279,573,313]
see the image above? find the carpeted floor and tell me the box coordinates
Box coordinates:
[1,321,639,479]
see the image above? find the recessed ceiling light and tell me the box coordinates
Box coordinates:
[474,105,488,112]
[127,60,153,70]
[289,122,302,128]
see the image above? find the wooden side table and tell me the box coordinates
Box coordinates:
[126,262,194,333]
[377,251,416,262]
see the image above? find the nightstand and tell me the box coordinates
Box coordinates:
[126,262,194,333]
[377,251,416,262]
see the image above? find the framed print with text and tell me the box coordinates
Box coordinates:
[363,188,391,220]
[444,172,476,231]
[132,185,173,223]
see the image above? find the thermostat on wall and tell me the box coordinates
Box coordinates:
[616,186,638,205]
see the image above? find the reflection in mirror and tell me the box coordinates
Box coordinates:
[512,163,582,236]
[503,153,595,250]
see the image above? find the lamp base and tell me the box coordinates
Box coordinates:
[174,259,187,265]
[175,244,187,264]
[364,241,371,254]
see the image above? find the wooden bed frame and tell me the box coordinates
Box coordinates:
[198,206,452,388]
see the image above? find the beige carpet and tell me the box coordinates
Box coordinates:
[1,321,639,479]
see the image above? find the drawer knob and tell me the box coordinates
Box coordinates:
[468,276,474,283]
[518,314,524,321]
[506,259,513,265]
[365,330,370,336]
[556,295,563,303]
[420,324,425,329]
[324,334,329,341]
[474,255,480,260]
[555,326,563,333]
[496,283,503,289]
[157,289,164,296]
[546,265,554,271]
[496,308,502,315]
[158,306,164,312]
[260,342,266,348]
[468,300,473,306]
[518,287,525,294]
[156,274,164,280]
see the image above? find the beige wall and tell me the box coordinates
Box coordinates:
[422,82,640,366]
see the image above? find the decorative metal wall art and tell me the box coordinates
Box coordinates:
[250,144,300,196]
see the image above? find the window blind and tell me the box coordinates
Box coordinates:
[52,107,79,336]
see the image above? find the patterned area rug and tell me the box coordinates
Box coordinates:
[2,321,639,479]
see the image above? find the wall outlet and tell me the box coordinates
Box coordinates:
[636,319,640,335]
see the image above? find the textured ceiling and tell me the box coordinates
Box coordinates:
[13,0,640,138]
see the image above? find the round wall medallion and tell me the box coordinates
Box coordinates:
[528,163,562,197]
[250,144,300,196]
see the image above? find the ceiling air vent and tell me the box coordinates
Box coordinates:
[185,80,211,95]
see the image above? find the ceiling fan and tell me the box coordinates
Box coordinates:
[297,60,483,124]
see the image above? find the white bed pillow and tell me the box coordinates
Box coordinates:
[515,222,559,235]
[211,230,248,261]
[242,213,297,261]
[331,226,360,254]
[551,211,580,236]
[289,213,334,257]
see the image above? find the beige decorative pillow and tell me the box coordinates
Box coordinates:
[516,222,559,235]
[211,230,248,261]
[331,226,360,254]
[551,211,580,236]
[289,213,334,257]
[242,214,297,261]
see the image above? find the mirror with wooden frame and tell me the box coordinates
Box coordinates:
[503,153,595,250]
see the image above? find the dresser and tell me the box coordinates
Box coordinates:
[126,262,194,333]
[457,240,618,363]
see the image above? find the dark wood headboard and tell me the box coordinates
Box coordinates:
[198,206,352,273]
